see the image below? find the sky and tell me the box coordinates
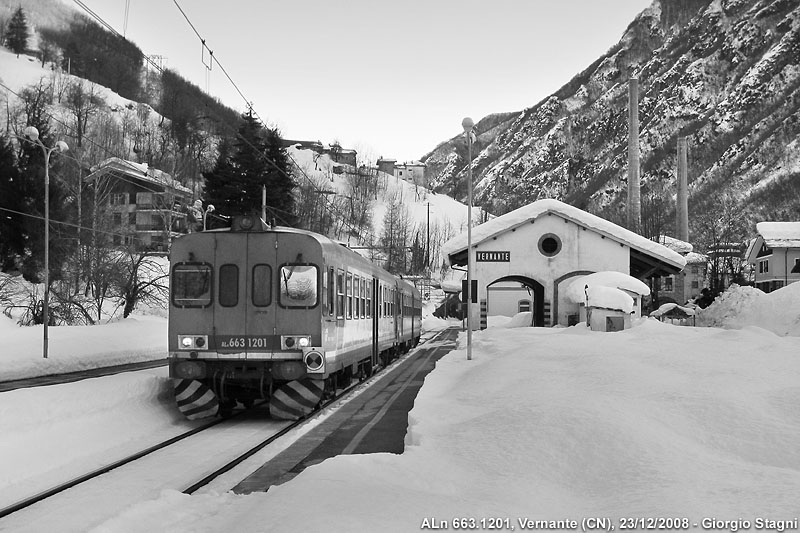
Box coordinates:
[2,282,800,531]
[66,0,652,163]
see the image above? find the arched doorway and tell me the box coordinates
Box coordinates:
[487,276,546,327]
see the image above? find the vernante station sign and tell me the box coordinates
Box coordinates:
[476,251,510,262]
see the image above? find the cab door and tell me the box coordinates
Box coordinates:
[245,231,279,356]
[211,232,252,356]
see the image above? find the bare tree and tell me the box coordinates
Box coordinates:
[380,192,411,274]
[692,192,749,295]
[114,249,168,318]
[64,79,106,148]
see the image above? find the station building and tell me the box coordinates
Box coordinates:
[442,199,686,327]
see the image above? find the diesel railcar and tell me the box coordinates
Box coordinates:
[168,215,422,420]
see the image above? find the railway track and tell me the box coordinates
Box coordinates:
[0,359,168,393]
[0,328,450,522]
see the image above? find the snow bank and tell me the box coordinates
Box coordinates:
[697,283,800,336]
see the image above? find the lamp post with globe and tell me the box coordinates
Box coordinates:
[23,126,69,359]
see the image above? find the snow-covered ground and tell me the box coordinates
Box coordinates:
[1,283,799,531]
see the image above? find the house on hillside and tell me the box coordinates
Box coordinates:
[84,157,192,252]
[283,140,358,167]
[744,222,800,292]
[377,157,397,176]
[394,161,426,186]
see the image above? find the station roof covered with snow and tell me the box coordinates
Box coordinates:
[443,199,686,278]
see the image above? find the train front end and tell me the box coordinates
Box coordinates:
[168,216,327,420]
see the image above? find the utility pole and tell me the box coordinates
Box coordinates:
[426,202,431,270]
[627,76,641,233]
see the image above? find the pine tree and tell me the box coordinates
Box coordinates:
[0,135,24,271]
[380,198,410,274]
[203,111,296,226]
[6,7,30,57]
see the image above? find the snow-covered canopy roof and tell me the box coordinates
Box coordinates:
[649,302,696,317]
[756,222,800,248]
[440,279,462,294]
[443,199,686,277]
[585,285,634,313]
[565,271,651,304]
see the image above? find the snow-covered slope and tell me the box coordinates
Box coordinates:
[425,0,800,240]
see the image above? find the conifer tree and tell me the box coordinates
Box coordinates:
[0,135,24,271]
[203,111,296,226]
[6,7,29,57]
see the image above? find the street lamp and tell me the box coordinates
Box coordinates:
[23,126,69,359]
[462,117,475,361]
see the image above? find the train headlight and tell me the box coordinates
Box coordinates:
[178,335,209,350]
[303,348,325,373]
[281,335,311,350]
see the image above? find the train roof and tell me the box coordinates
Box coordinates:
[204,222,351,250]
[192,221,419,294]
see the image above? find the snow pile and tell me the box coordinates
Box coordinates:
[697,283,800,336]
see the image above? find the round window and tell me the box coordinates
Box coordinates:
[538,233,562,257]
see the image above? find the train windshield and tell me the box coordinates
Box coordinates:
[279,264,318,308]
[172,263,212,307]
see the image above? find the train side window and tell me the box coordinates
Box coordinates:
[279,264,318,308]
[354,275,361,318]
[360,278,366,318]
[219,264,239,307]
[366,279,372,318]
[327,267,335,316]
[252,264,272,306]
[337,270,345,319]
[346,273,353,319]
[172,263,212,307]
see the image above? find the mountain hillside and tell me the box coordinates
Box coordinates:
[425,0,800,247]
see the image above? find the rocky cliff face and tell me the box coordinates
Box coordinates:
[424,0,800,243]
